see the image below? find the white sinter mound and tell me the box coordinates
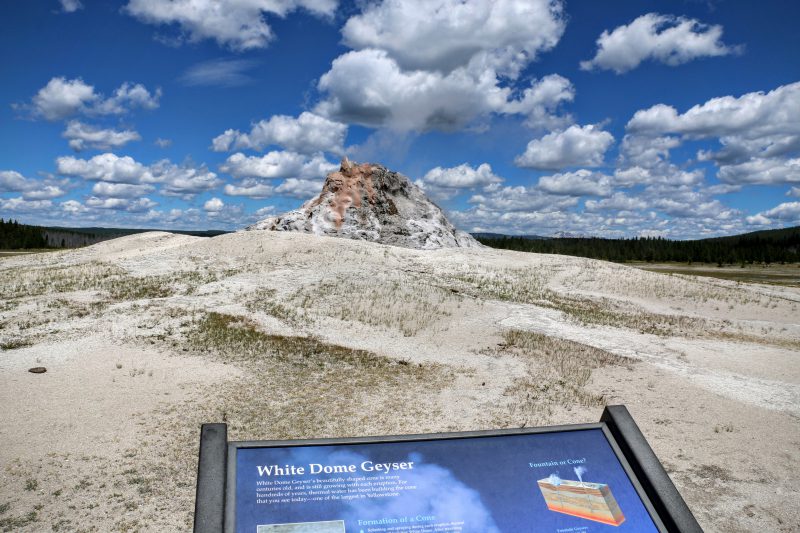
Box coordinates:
[247,157,480,249]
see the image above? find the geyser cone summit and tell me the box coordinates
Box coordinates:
[247,157,480,250]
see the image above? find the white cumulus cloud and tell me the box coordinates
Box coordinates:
[91,182,155,198]
[420,163,503,189]
[751,202,800,222]
[341,0,565,76]
[203,197,224,212]
[57,153,152,183]
[61,199,89,214]
[613,166,704,188]
[516,124,614,169]
[63,121,141,151]
[315,0,571,131]
[0,197,54,213]
[627,82,800,139]
[627,81,800,186]
[651,197,736,219]
[717,157,800,185]
[1,170,66,200]
[124,0,338,51]
[149,160,222,198]
[25,77,96,121]
[617,134,681,169]
[537,169,613,196]
[469,185,578,212]
[18,77,161,121]
[212,112,347,155]
[581,13,739,74]
[316,49,573,131]
[275,178,324,199]
[59,0,83,13]
[21,185,66,200]
[91,82,161,115]
[85,196,157,212]
[56,153,221,198]
[0,170,31,192]
[223,180,275,199]
[219,151,336,180]
[585,192,648,212]
[223,175,325,200]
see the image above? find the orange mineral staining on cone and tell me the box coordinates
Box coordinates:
[321,157,377,229]
[247,157,480,249]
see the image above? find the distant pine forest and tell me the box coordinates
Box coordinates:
[0,218,228,250]
[3,218,798,265]
[477,226,800,265]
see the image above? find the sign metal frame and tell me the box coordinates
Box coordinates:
[194,405,703,533]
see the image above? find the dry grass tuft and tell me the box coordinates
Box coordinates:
[548,294,703,336]
[0,262,239,303]
[494,330,631,427]
[291,273,459,336]
[245,288,309,328]
[445,266,550,303]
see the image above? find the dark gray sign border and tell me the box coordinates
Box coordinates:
[194,405,702,533]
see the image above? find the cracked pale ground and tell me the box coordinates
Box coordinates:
[0,231,798,532]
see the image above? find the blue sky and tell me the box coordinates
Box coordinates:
[1,0,799,238]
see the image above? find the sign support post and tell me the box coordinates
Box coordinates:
[194,423,227,533]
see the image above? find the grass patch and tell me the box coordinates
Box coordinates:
[0,510,38,531]
[188,312,424,372]
[496,330,630,426]
[0,300,19,312]
[44,298,106,318]
[51,518,72,531]
[0,263,125,300]
[245,288,308,328]
[291,274,459,336]
[177,311,449,439]
[0,339,33,350]
[106,277,174,300]
[445,266,704,336]
[446,266,549,304]
[548,294,702,337]
[0,263,240,302]
[712,330,800,351]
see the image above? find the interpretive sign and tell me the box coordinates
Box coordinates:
[194,406,703,533]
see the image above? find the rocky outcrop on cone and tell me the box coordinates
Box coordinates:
[247,157,480,249]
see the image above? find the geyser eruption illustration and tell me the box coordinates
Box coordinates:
[547,473,563,486]
[537,465,626,526]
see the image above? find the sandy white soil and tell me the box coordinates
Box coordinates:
[0,231,798,532]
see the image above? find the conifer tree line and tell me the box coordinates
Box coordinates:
[0,220,228,250]
[0,218,48,249]
[477,227,800,265]
[0,219,108,249]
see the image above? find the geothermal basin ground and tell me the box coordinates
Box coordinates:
[0,231,798,532]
